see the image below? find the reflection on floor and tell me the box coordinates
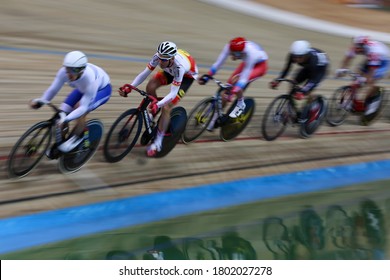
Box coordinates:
[2,192,389,260]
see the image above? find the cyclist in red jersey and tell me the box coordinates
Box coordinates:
[199,37,268,131]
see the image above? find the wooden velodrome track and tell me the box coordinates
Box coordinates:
[1,0,390,220]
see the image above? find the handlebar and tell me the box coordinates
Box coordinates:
[336,69,362,80]
[46,102,62,113]
[129,85,158,103]
[275,78,298,86]
[202,74,232,90]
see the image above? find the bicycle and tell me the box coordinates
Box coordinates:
[103,85,187,162]
[7,102,103,178]
[261,78,327,141]
[326,70,387,126]
[182,75,255,143]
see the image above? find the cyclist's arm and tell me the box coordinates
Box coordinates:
[131,66,153,88]
[157,83,179,108]
[40,68,66,101]
[340,47,356,69]
[208,44,230,76]
[278,53,293,79]
[131,56,158,87]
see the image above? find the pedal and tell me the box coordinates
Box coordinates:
[140,127,157,146]
[46,144,61,160]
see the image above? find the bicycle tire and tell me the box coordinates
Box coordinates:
[361,87,387,126]
[7,121,52,178]
[103,108,143,163]
[300,95,327,138]
[261,95,290,141]
[58,119,104,174]
[326,86,352,127]
[182,97,215,144]
[220,98,255,141]
[155,106,187,158]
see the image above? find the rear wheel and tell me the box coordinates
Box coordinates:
[7,121,52,178]
[155,107,187,158]
[103,109,143,163]
[220,98,255,141]
[261,95,290,141]
[58,119,104,174]
[326,86,352,127]
[300,95,327,138]
[361,87,387,126]
[182,97,215,144]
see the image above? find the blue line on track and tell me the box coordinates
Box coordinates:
[1,159,390,254]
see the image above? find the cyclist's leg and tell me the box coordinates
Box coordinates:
[364,64,389,115]
[146,72,172,156]
[146,70,169,99]
[59,85,112,152]
[228,61,267,118]
[147,77,193,156]
[292,68,311,119]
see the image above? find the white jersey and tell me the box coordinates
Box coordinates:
[41,63,110,121]
[347,40,390,67]
[209,41,268,88]
[131,49,198,107]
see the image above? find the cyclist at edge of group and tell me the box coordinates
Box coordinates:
[30,50,112,158]
[118,41,198,157]
[270,40,329,122]
[335,35,390,117]
[198,36,268,131]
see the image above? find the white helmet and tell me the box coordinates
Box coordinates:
[290,40,311,56]
[63,51,88,68]
[157,41,177,58]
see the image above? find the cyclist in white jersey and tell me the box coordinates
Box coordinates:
[30,51,112,156]
[336,35,390,116]
[119,41,198,157]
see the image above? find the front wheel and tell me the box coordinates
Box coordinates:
[261,95,291,141]
[103,108,143,163]
[326,86,352,127]
[7,121,52,178]
[182,97,215,144]
[58,119,104,174]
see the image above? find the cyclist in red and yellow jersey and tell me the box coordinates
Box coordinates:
[119,41,198,156]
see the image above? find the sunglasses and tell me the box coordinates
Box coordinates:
[66,67,84,74]
[157,55,171,62]
[231,51,242,57]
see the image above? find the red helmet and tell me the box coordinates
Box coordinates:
[229,37,246,52]
[353,35,369,46]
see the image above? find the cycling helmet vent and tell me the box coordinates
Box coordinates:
[157,41,177,58]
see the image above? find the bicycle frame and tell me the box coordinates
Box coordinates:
[338,70,362,103]
[203,74,233,124]
[129,85,158,136]
[275,78,301,119]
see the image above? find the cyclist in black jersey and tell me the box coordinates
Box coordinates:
[270,40,329,121]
